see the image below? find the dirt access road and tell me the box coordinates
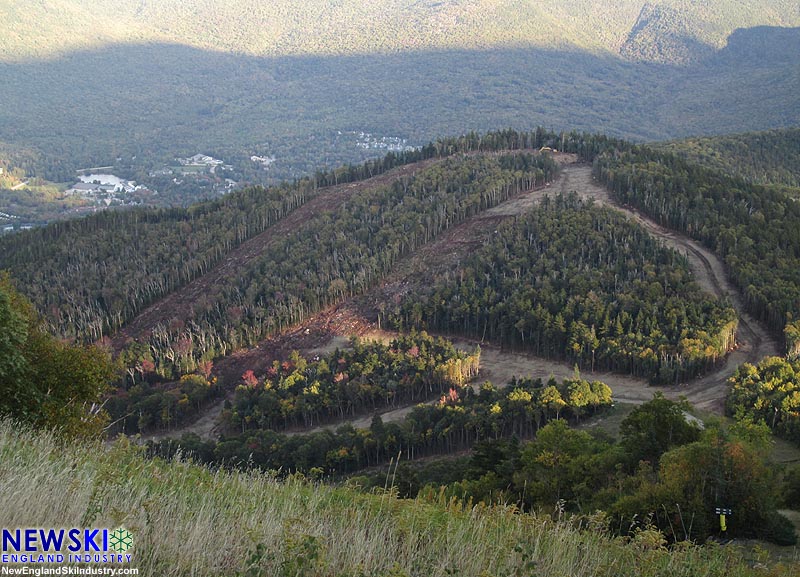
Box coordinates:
[234,160,779,438]
[140,156,780,440]
[551,164,779,411]
[324,162,778,412]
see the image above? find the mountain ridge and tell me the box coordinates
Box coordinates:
[1,27,798,187]
[2,0,798,61]
[1,2,798,190]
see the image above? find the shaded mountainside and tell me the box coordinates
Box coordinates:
[0,2,798,185]
[1,34,798,184]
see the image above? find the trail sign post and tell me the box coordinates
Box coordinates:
[715,507,732,532]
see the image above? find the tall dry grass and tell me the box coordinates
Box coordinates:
[0,420,795,576]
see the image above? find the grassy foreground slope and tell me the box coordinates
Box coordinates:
[0,420,789,577]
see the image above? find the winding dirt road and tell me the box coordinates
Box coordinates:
[285,162,780,438]
[138,156,780,440]
[551,164,779,411]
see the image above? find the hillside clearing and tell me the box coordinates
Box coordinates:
[150,156,779,441]
[111,158,440,348]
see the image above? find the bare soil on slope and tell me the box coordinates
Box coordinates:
[134,155,780,440]
[111,158,440,349]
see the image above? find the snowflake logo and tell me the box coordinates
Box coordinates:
[108,527,133,553]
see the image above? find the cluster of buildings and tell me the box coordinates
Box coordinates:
[177,153,225,167]
[0,211,23,233]
[172,153,240,192]
[1,212,34,233]
[65,174,147,207]
[251,155,276,169]
[352,132,417,153]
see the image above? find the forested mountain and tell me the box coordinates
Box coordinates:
[0,1,798,191]
[5,128,799,377]
[5,127,799,376]
[4,0,797,60]
[4,1,800,568]
[658,128,800,189]
[4,126,800,563]
[0,146,429,343]
[595,145,800,333]
[0,132,563,377]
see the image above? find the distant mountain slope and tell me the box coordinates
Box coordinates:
[0,2,798,192]
[1,27,798,185]
[1,0,797,61]
[620,3,715,64]
[657,128,800,187]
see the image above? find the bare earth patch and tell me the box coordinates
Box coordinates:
[132,155,780,438]
[112,159,441,348]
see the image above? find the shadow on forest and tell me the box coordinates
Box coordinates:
[0,26,797,178]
